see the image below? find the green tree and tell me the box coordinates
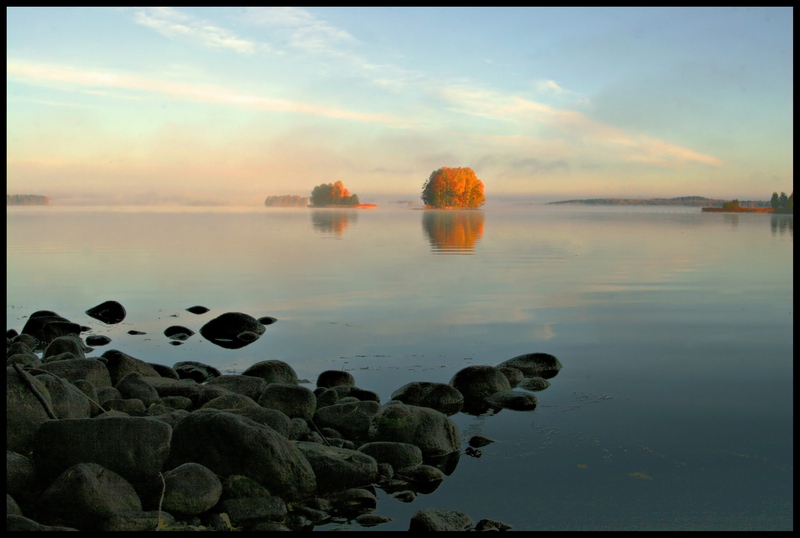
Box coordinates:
[722,199,740,210]
[771,192,780,209]
[421,167,486,209]
[778,192,789,208]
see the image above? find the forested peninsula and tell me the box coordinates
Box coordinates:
[7,194,49,206]
[547,196,771,208]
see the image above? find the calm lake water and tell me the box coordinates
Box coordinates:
[6,202,793,531]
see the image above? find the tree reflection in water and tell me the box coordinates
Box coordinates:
[311,210,358,237]
[422,210,485,254]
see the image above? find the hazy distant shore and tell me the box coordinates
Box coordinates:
[547,196,771,208]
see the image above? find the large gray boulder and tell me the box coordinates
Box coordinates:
[33,417,172,485]
[313,400,382,443]
[101,350,161,385]
[296,442,378,495]
[35,462,142,530]
[390,381,464,415]
[161,463,222,516]
[242,360,298,385]
[37,358,113,388]
[496,352,563,379]
[258,383,316,421]
[199,312,265,349]
[368,401,461,459]
[409,508,474,531]
[449,365,511,403]
[7,366,54,455]
[165,409,315,501]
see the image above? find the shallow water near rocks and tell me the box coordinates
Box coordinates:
[6,203,793,531]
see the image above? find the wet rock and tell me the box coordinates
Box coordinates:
[21,312,80,348]
[202,393,261,410]
[368,401,461,459]
[317,370,355,389]
[220,405,294,437]
[314,387,340,408]
[314,400,382,443]
[127,330,146,335]
[199,312,265,349]
[498,366,524,388]
[409,507,473,531]
[164,326,194,340]
[42,335,89,360]
[258,316,278,325]
[34,373,91,419]
[485,390,538,411]
[41,351,82,364]
[326,488,378,517]
[390,381,464,415]
[355,513,393,527]
[218,496,288,528]
[7,352,42,368]
[7,451,36,501]
[397,464,446,494]
[186,305,210,314]
[7,366,54,455]
[7,340,34,357]
[357,441,424,471]
[37,358,113,388]
[258,383,317,421]
[33,417,172,486]
[165,409,316,501]
[205,374,270,402]
[103,398,146,416]
[35,462,142,530]
[85,334,112,346]
[173,360,221,383]
[101,350,161,385]
[497,352,563,379]
[149,362,180,379]
[468,434,495,448]
[296,442,379,495]
[519,376,551,391]
[85,300,127,324]
[12,333,40,351]
[475,518,514,531]
[115,372,160,408]
[242,359,299,384]
[161,463,222,516]
[450,365,511,405]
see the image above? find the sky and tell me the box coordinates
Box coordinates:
[6,7,794,205]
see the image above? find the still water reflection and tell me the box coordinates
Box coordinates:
[6,204,793,530]
[422,210,485,254]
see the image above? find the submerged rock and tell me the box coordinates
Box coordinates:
[409,507,473,532]
[85,301,127,324]
[497,352,563,379]
[185,305,210,314]
[199,312,265,349]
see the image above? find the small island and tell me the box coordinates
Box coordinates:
[7,194,49,206]
[308,181,376,209]
[421,167,485,209]
[264,195,308,207]
[548,196,771,208]
[702,191,792,214]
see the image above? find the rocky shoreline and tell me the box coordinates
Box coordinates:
[7,303,562,531]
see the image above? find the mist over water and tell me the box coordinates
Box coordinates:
[6,204,793,530]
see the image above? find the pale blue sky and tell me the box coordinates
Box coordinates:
[6,7,793,205]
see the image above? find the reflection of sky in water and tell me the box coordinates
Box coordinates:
[6,205,793,530]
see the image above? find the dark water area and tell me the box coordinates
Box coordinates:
[6,204,793,530]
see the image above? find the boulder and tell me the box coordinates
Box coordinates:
[115,372,160,408]
[201,393,261,410]
[357,441,423,471]
[258,383,316,421]
[165,409,315,501]
[396,464,446,494]
[186,305,210,314]
[6,514,79,531]
[316,370,355,388]
[449,365,511,405]
[409,508,474,531]
[498,366,524,388]
[85,300,127,324]
[34,373,91,419]
[241,360,298,385]
[296,442,378,495]
[35,462,142,530]
[161,463,222,516]
[485,390,538,411]
[497,352,563,379]
[42,335,89,360]
[7,366,54,455]
[204,374,270,402]
[33,417,172,485]
[7,450,36,501]
[173,361,221,383]
[519,376,551,391]
[368,401,461,459]
[164,326,194,340]
[199,312,265,349]
[85,334,112,346]
[313,400,382,443]
[390,381,464,415]
[101,350,161,385]
[37,358,113,388]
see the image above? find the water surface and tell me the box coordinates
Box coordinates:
[6,203,793,530]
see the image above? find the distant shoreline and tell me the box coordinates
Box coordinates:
[308,204,377,209]
[547,196,771,208]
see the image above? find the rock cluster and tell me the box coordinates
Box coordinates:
[7,307,562,531]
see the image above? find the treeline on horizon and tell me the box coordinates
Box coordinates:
[547,196,772,208]
[7,194,49,206]
[264,195,309,207]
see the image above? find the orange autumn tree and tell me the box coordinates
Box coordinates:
[421,167,485,209]
[310,181,360,207]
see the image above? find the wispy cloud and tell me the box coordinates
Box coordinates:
[535,79,590,107]
[133,7,266,54]
[438,85,723,168]
[241,7,357,55]
[6,60,412,127]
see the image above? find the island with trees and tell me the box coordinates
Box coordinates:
[421,167,485,209]
[264,195,309,207]
[7,194,49,206]
[702,191,792,213]
[308,181,375,208]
